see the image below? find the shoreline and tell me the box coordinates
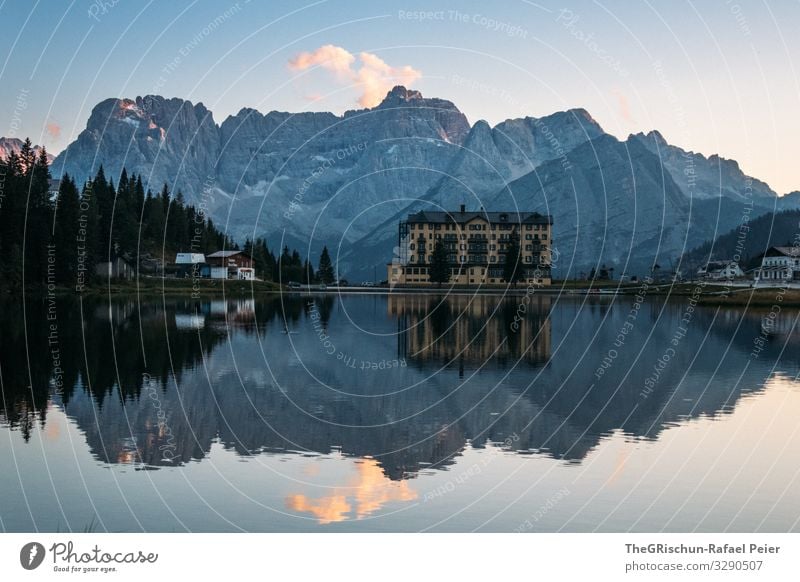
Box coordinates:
[4,279,800,306]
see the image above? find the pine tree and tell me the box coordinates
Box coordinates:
[0,152,24,286]
[54,175,81,285]
[317,246,335,284]
[428,239,450,287]
[25,147,53,285]
[502,230,522,286]
[79,180,100,286]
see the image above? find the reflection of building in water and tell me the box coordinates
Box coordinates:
[389,294,551,367]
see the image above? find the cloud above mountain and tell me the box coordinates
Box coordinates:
[288,44,421,107]
[45,121,61,139]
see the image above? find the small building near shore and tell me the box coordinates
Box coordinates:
[697,260,744,281]
[754,247,800,282]
[206,250,254,280]
[95,257,134,280]
[174,252,206,277]
[236,267,255,280]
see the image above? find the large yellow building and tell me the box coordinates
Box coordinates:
[387,206,553,286]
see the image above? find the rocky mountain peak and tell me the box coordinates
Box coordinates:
[381,85,423,104]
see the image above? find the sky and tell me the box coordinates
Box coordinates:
[1,0,799,193]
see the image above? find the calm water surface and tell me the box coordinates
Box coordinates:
[1,292,799,532]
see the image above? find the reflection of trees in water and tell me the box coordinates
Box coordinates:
[1,294,795,480]
[0,296,238,438]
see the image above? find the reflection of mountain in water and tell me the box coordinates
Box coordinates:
[2,294,797,482]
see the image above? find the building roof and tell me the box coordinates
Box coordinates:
[207,250,249,259]
[765,246,800,258]
[700,260,739,271]
[405,210,552,225]
[175,252,206,264]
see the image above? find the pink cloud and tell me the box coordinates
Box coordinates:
[613,89,634,123]
[288,44,356,80]
[46,121,61,139]
[288,45,422,108]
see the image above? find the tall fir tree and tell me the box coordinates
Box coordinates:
[428,239,451,287]
[317,246,335,284]
[502,230,523,286]
[54,175,81,285]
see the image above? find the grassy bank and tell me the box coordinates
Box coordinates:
[89,277,283,296]
[2,277,283,297]
[696,287,800,307]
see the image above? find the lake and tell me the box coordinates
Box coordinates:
[1,291,799,532]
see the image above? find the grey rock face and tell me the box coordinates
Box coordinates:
[47,87,792,278]
[52,95,220,197]
[631,130,777,203]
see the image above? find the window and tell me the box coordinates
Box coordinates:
[460,256,466,263]
[526,225,532,231]
[490,256,497,263]
[525,245,532,251]
[410,243,415,250]
[392,268,398,274]
[490,244,496,250]
[542,234,548,240]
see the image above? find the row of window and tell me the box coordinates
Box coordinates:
[412,233,548,243]
[392,267,551,277]
[410,255,545,264]
[411,241,546,251]
[410,223,548,232]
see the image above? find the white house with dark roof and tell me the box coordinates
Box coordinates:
[696,260,744,281]
[754,246,800,282]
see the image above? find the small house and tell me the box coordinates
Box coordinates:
[174,252,206,277]
[206,250,254,280]
[754,247,800,282]
[95,257,134,279]
[697,260,744,281]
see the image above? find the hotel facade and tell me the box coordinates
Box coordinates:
[387,206,553,286]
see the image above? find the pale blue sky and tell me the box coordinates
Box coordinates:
[1,0,798,193]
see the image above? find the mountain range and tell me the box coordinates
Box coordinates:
[0,136,54,163]
[13,86,795,279]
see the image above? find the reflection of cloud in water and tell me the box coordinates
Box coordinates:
[286,458,418,524]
